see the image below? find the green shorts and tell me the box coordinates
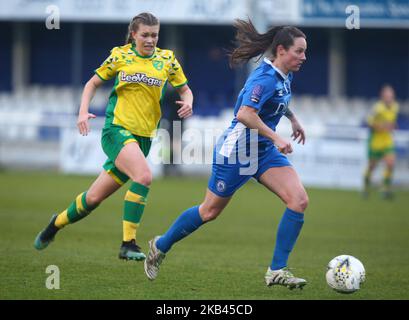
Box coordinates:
[368,147,394,160]
[101,125,152,185]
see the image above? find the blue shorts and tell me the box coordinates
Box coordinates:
[208,144,291,197]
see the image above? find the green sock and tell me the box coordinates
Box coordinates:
[364,169,371,190]
[123,182,149,242]
[383,168,393,191]
[55,192,98,228]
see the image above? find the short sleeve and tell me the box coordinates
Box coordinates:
[168,52,188,88]
[95,47,122,81]
[367,103,381,126]
[241,74,277,111]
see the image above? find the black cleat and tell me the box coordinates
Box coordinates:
[34,214,60,250]
[118,239,146,261]
[381,190,395,201]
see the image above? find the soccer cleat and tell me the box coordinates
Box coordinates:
[144,236,166,280]
[361,190,369,199]
[265,267,307,290]
[381,190,394,201]
[118,239,146,261]
[34,214,60,250]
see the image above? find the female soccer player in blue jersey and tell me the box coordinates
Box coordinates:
[144,19,308,289]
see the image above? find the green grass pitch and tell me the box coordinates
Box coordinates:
[0,170,408,299]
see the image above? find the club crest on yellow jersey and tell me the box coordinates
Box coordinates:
[152,60,164,71]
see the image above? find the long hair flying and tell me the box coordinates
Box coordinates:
[229,19,306,67]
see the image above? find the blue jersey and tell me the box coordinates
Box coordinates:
[209,58,293,197]
[218,58,293,157]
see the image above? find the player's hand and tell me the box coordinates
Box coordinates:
[176,101,193,119]
[290,118,306,145]
[383,122,395,132]
[77,113,96,136]
[275,136,293,154]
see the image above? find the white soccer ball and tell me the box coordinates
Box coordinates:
[326,255,365,293]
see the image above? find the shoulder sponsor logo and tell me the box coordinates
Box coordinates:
[120,71,163,87]
[250,84,264,103]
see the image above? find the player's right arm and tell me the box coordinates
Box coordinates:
[367,103,389,132]
[77,74,104,136]
[77,46,122,136]
[237,72,292,154]
[236,106,293,154]
[367,112,379,131]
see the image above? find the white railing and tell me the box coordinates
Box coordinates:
[1,109,408,190]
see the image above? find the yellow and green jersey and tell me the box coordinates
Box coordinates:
[95,43,188,137]
[367,101,399,151]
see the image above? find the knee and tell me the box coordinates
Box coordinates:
[299,194,309,212]
[199,205,223,222]
[132,170,153,187]
[287,192,309,213]
[86,191,104,207]
[386,161,395,170]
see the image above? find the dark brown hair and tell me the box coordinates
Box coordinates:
[229,19,306,67]
[125,12,160,44]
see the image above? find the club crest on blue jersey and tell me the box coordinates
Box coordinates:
[250,84,264,103]
[216,180,227,193]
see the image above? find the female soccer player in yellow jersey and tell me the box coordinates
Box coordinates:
[363,85,399,199]
[34,13,193,260]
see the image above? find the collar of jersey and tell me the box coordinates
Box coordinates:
[131,43,156,59]
[263,57,288,80]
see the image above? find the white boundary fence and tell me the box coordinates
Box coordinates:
[0,114,409,190]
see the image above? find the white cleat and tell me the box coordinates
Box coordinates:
[265,267,307,290]
[144,236,166,281]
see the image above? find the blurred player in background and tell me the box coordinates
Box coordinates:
[363,85,399,199]
[145,19,309,289]
[34,12,193,261]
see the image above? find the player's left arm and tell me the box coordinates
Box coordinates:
[175,84,194,119]
[390,112,399,131]
[385,121,397,132]
[285,108,306,145]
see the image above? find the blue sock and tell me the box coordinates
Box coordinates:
[270,208,304,270]
[156,206,203,253]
